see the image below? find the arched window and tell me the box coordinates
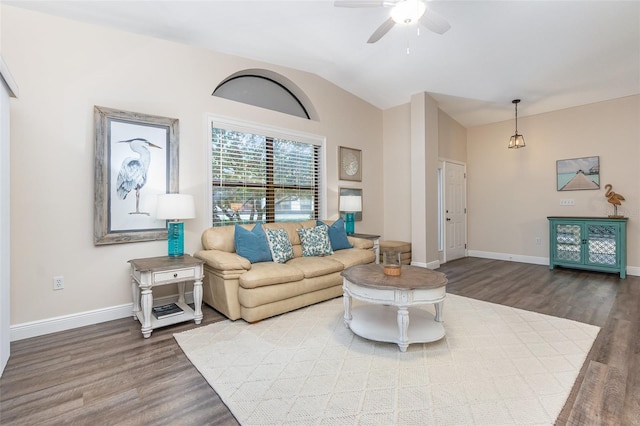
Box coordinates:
[213,71,312,119]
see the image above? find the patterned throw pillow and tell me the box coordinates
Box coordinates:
[297,225,334,257]
[234,223,272,263]
[265,228,295,263]
[317,218,353,251]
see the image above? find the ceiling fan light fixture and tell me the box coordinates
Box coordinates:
[391,0,426,25]
[508,99,526,149]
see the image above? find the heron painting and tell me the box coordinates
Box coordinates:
[94,106,179,246]
[116,138,162,215]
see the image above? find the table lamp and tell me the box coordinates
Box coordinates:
[156,193,196,257]
[339,195,362,235]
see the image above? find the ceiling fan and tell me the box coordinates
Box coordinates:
[335,0,451,44]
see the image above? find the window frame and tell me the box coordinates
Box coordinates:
[207,115,327,227]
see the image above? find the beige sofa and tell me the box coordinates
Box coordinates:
[194,219,376,322]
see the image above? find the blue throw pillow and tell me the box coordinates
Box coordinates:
[234,223,272,263]
[317,218,352,251]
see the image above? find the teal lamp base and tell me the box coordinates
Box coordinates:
[167,221,185,257]
[345,212,355,235]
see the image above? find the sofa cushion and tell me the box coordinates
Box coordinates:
[265,228,295,263]
[286,256,344,278]
[328,248,376,268]
[195,249,251,271]
[239,273,342,309]
[239,262,305,289]
[234,223,272,263]
[297,225,333,257]
[317,218,352,251]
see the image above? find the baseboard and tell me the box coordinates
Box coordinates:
[467,250,548,266]
[410,260,441,269]
[467,250,638,277]
[626,266,640,276]
[10,293,194,342]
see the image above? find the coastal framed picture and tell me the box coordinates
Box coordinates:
[94,106,179,245]
[556,156,600,191]
[339,146,362,182]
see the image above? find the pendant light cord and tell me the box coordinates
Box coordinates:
[513,99,521,134]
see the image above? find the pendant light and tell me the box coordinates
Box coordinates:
[508,99,526,149]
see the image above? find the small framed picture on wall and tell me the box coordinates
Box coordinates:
[339,146,362,182]
[556,156,600,191]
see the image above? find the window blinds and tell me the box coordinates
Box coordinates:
[211,127,320,226]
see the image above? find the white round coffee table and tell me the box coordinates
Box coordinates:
[341,264,447,352]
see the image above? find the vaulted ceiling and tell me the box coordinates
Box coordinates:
[9,1,640,127]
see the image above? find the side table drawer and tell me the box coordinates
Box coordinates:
[153,267,196,284]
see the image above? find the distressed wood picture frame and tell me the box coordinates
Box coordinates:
[94,106,179,245]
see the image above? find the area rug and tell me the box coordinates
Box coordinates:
[174,294,600,425]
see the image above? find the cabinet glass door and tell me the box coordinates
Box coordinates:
[586,224,618,266]
[555,224,582,263]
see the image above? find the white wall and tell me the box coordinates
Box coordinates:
[438,110,467,163]
[2,5,383,332]
[467,95,640,268]
[382,103,411,242]
[383,97,466,265]
[0,56,18,374]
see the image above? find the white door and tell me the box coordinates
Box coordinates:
[443,161,467,262]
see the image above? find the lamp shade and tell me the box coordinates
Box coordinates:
[156,194,196,220]
[508,134,526,149]
[340,195,362,212]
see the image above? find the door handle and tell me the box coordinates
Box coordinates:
[446,218,451,221]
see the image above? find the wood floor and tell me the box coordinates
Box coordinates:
[1,257,638,425]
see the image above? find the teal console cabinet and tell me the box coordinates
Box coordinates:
[548,216,627,278]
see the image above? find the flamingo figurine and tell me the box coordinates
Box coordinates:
[604,184,625,217]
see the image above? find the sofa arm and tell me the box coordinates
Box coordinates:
[194,249,251,271]
[348,236,374,250]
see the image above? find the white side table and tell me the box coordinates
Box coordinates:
[129,255,204,338]
[351,233,381,264]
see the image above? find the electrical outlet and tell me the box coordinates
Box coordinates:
[535,237,542,246]
[53,276,64,290]
[560,199,576,206]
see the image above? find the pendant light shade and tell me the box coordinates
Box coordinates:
[508,99,526,149]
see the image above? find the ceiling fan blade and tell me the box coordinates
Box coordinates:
[334,1,385,7]
[419,8,451,35]
[334,0,400,7]
[367,17,396,43]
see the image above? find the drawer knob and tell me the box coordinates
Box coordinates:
[173,273,178,278]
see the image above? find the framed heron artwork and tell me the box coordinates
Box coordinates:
[94,106,179,245]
